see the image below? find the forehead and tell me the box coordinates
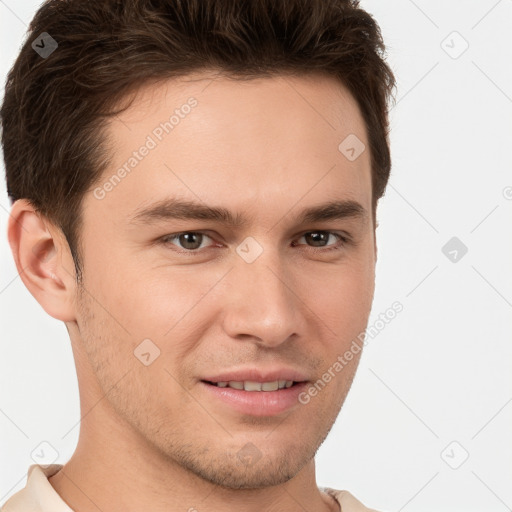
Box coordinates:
[86,71,372,228]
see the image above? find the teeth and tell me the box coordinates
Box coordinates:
[212,380,296,391]
[244,381,262,391]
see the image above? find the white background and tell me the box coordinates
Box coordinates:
[1,1,511,511]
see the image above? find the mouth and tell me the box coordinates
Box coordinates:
[201,379,301,391]
[199,379,309,416]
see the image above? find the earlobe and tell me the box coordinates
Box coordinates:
[7,199,77,322]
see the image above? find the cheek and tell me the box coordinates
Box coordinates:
[122,271,217,334]
[86,248,202,334]
[303,266,372,411]
[306,254,375,331]
[91,262,222,376]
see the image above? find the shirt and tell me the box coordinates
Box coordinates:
[1,464,381,512]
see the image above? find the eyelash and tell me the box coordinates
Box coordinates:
[158,231,351,255]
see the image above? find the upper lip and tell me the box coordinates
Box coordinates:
[201,367,310,383]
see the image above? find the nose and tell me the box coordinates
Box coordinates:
[221,250,302,348]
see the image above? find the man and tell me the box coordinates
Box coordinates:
[1,0,395,511]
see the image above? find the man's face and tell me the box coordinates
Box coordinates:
[73,72,376,488]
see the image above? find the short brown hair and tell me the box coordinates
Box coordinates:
[1,0,396,283]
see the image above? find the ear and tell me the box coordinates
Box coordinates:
[7,199,77,322]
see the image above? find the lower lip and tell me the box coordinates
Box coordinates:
[200,381,309,416]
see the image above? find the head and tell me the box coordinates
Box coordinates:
[2,0,395,490]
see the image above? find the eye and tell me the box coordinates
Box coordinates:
[159,230,350,255]
[293,231,349,252]
[160,232,215,252]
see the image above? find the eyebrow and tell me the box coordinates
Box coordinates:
[128,198,369,229]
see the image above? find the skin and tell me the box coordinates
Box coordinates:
[8,71,377,512]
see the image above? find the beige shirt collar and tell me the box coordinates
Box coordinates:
[1,465,73,512]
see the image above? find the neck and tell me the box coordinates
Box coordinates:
[49,397,338,512]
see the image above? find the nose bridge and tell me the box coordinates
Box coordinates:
[222,243,300,346]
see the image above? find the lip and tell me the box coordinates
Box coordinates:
[200,380,309,416]
[200,367,310,383]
